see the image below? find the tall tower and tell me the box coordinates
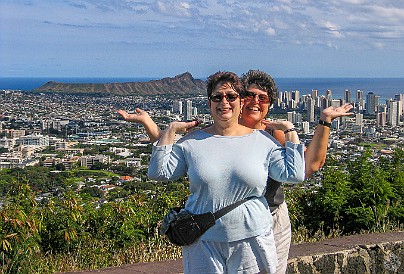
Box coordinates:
[311,89,318,99]
[307,97,315,123]
[287,111,296,123]
[356,113,363,128]
[388,100,400,126]
[184,100,193,121]
[292,90,300,104]
[344,89,351,103]
[376,112,386,127]
[173,100,183,114]
[394,94,404,117]
[356,90,364,108]
[326,89,332,100]
[366,92,376,115]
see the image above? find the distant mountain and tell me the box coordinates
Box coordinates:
[34,72,207,96]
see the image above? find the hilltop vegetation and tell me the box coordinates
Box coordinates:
[0,147,403,273]
[34,72,206,96]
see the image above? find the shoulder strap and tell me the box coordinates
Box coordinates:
[213,196,254,220]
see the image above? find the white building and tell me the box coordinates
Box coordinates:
[80,155,110,168]
[16,134,49,147]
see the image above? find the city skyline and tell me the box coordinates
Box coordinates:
[2,1,404,78]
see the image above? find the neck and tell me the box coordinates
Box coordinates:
[207,122,251,136]
[239,117,265,130]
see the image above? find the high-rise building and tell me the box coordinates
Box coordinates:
[394,94,404,117]
[292,90,300,104]
[344,89,351,103]
[302,121,310,134]
[295,112,303,125]
[284,91,292,104]
[388,100,401,126]
[307,97,315,123]
[376,112,387,127]
[318,96,328,113]
[356,113,363,126]
[287,111,296,123]
[326,89,332,102]
[173,100,183,114]
[288,99,298,109]
[311,89,318,99]
[375,95,380,110]
[330,99,341,109]
[184,100,193,121]
[366,92,376,115]
[356,89,364,107]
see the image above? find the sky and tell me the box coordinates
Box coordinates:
[1,0,404,78]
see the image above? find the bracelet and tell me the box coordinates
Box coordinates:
[318,119,331,128]
[283,128,296,134]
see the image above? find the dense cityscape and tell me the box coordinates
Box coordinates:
[0,88,403,199]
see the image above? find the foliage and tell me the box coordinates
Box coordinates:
[286,148,404,240]
[0,165,188,273]
[0,148,402,273]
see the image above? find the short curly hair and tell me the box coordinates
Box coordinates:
[241,70,278,105]
[206,71,244,98]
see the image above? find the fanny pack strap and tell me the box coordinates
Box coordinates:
[213,196,254,220]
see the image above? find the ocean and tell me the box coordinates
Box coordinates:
[1,77,403,102]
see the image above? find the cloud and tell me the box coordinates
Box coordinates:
[266,28,276,36]
[155,1,193,17]
[2,0,404,77]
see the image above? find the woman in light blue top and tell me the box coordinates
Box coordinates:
[147,71,305,274]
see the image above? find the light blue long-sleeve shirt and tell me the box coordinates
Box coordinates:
[148,129,305,242]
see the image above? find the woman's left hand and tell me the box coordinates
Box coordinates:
[262,120,294,132]
[166,120,200,134]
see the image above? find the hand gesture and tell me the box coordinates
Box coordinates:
[262,119,294,132]
[166,120,200,134]
[117,108,150,124]
[320,103,354,122]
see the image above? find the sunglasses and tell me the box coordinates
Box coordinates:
[209,93,240,102]
[243,91,270,103]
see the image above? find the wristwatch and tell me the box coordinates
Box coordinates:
[318,119,331,128]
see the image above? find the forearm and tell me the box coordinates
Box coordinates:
[284,130,299,144]
[305,116,331,178]
[157,124,177,146]
[142,116,161,143]
[283,121,300,144]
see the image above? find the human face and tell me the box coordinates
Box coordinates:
[240,86,270,128]
[209,82,241,123]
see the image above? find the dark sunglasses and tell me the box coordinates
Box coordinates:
[243,91,270,103]
[209,93,239,102]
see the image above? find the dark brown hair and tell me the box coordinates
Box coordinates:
[206,71,244,98]
[241,70,278,105]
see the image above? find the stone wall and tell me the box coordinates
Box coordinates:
[286,231,403,274]
[64,231,403,273]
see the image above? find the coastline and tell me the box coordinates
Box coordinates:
[1,76,403,101]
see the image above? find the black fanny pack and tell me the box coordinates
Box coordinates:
[160,197,252,246]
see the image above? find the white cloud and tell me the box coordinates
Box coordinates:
[373,42,384,49]
[155,1,192,17]
[2,0,404,77]
[266,28,276,36]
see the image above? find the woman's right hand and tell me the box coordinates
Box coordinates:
[117,108,150,124]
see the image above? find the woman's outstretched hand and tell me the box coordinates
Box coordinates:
[117,108,151,124]
[320,103,354,122]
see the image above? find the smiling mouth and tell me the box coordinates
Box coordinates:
[246,106,260,112]
[218,107,232,112]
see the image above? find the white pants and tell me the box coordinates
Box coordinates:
[271,202,292,274]
[182,225,278,274]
